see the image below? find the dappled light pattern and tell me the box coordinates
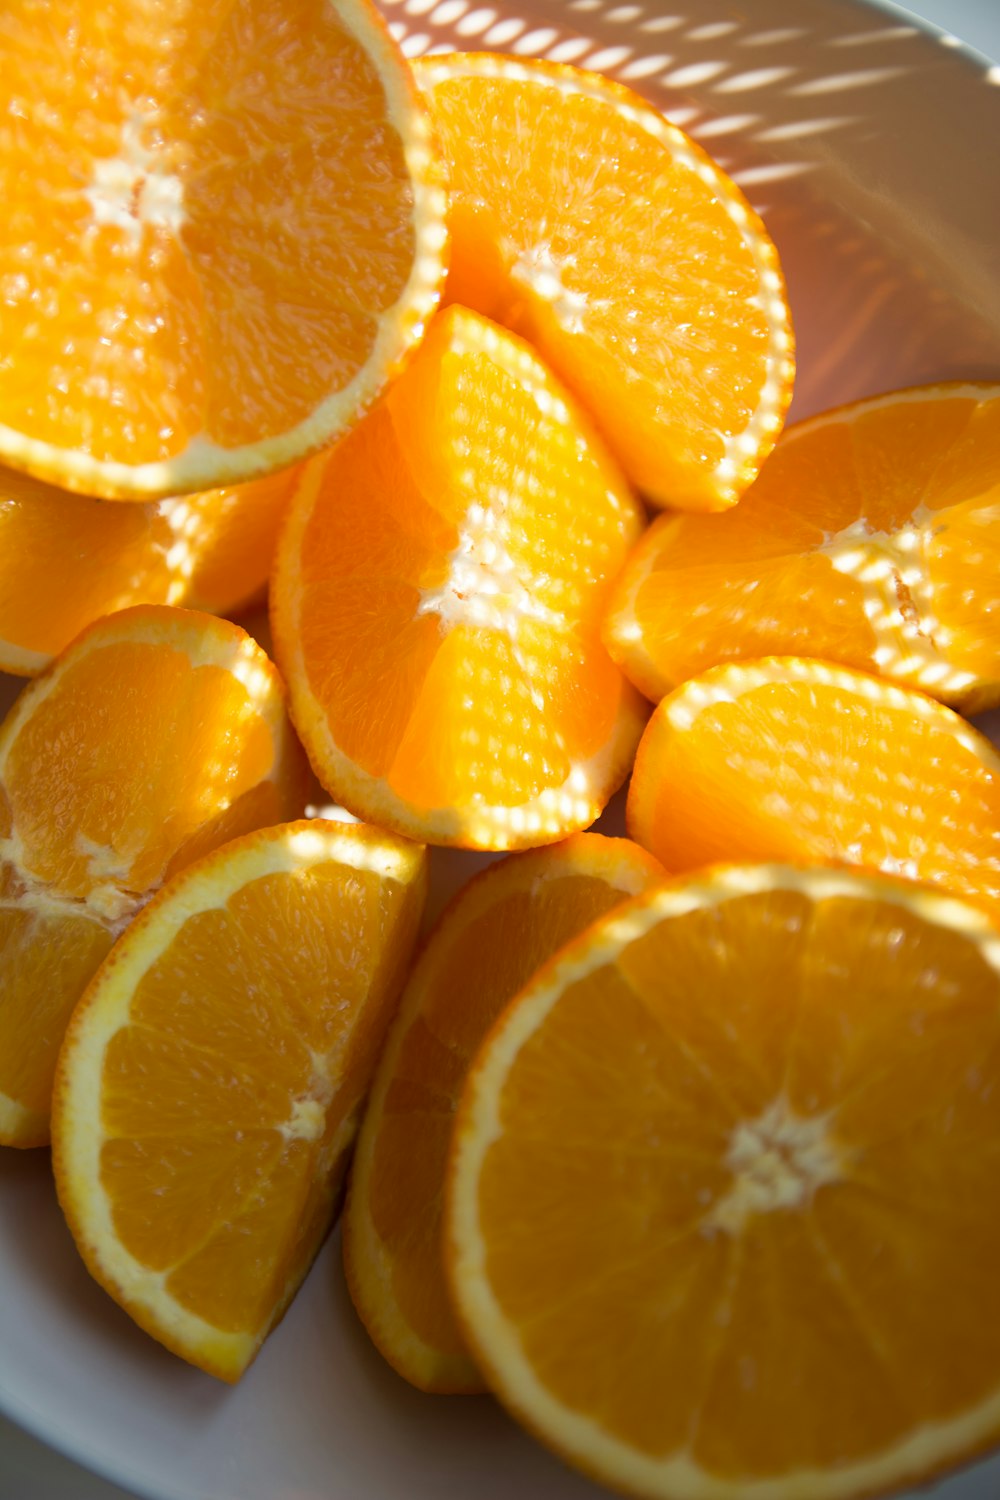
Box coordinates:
[378,0,1000,416]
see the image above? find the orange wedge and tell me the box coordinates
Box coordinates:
[0,0,446,499]
[415,54,794,512]
[0,463,300,676]
[271,305,648,850]
[53,819,426,1382]
[446,864,1000,1500]
[605,382,1000,711]
[627,657,1000,920]
[0,605,307,1146]
[343,832,664,1393]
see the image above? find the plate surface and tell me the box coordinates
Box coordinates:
[2,1,1000,1497]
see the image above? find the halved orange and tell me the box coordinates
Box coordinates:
[627,657,1000,920]
[53,818,426,1382]
[415,54,794,512]
[0,0,446,499]
[343,831,664,1393]
[0,463,300,676]
[604,382,1000,711]
[271,304,648,850]
[0,605,307,1146]
[447,863,1000,1500]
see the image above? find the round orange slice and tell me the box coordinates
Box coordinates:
[414,53,794,512]
[53,819,427,1382]
[627,657,1000,921]
[604,382,1000,711]
[343,831,664,1393]
[447,863,1000,1500]
[0,604,307,1146]
[0,463,300,676]
[0,0,446,499]
[271,304,648,850]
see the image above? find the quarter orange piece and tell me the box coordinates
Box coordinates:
[0,605,307,1146]
[271,305,648,849]
[0,0,446,499]
[415,54,794,512]
[627,657,1000,920]
[53,819,427,1382]
[447,864,1000,1500]
[343,832,664,1393]
[0,463,300,676]
[605,382,1000,711]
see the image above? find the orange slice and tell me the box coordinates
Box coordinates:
[343,831,664,1393]
[53,819,426,1382]
[414,54,794,512]
[0,0,446,499]
[0,463,300,676]
[446,864,1000,1500]
[0,605,307,1146]
[605,382,1000,711]
[627,657,1000,920]
[271,305,648,850]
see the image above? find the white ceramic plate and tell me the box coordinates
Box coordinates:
[2,1,1000,1497]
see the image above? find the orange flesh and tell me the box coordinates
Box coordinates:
[628,666,1000,919]
[417,59,790,510]
[0,464,297,673]
[465,883,1000,1479]
[0,611,303,1138]
[99,855,421,1337]
[0,0,416,467]
[349,834,663,1389]
[606,386,1000,706]
[275,306,645,840]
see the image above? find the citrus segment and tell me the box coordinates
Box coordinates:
[271,305,648,849]
[415,54,794,512]
[0,605,307,1145]
[0,0,446,498]
[53,819,427,1381]
[627,657,1000,920]
[343,832,664,1393]
[447,865,1000,1499]
[0,463,300,676]
[605,383,1000,710]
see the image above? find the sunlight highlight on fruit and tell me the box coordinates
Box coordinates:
[604,382,1000,710]
[416,52,794,510]
[271,304,648,849]
[0,0,447,497]
[627,657,1000,919]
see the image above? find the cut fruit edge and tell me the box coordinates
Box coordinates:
[270,343,650,849]
[604,380,1000,706]
[0,606,304,874]
[414,51,795,512]
[52,818,427,1382]
[343,832,665,1393]
[446,861,1000,1500]
[0,0,448,500]
[625,653,1000,854]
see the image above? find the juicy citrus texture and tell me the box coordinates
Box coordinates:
[344,832,665,1393]
[627,657,1000,921]
[271,305,648,849]
[604,383,1000,712]
[0,605,307,1146]
[0,0,446,498]
[414,54,794,512]
[0,462,300,675]
[447,864,1000,1500]
[53,819,426,1382]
